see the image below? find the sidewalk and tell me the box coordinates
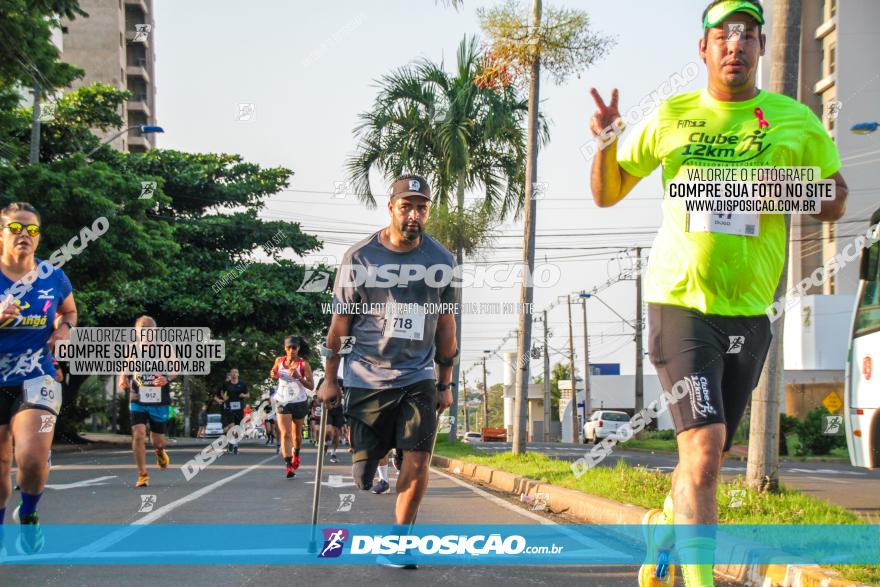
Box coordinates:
[52,433,209,453]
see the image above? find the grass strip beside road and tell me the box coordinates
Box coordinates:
[434,435,878,585]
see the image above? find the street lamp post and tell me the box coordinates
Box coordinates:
[86,125,164,156]
[850,121,879,135]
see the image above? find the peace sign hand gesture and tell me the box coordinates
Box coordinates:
[589,87,622,137]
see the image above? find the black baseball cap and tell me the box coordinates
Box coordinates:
[390,175,431,202]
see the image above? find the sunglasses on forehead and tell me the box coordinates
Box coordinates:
[4,222,40,237]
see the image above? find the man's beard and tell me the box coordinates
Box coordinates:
[400,222,422,241]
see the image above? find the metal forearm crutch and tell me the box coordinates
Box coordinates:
[309,342,351,551]
[308,398,329,552]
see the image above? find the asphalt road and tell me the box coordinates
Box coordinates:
[1,439,739,587]
[468,441,880,516]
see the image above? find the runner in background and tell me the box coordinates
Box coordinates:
[119,315,173,489]
[308,397,321,446]
[218,368,247,454]
[589,2,848,585]
[270,335,313,478]
[315,374,346,464]
[197,405,207,439]
[0,202,76,554]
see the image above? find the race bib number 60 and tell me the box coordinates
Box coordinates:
[23,375,63,415]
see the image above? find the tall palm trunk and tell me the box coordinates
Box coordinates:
[512,0,542,455]
[746,0,802,492]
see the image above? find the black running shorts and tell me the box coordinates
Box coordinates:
[0,384,55,426]
[276,401,309,419]
[344,379,437,463]
[647,303,772,451]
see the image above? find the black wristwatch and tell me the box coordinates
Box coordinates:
[437,382,454,392]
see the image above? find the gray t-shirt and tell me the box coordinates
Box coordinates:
[331,231,457,389]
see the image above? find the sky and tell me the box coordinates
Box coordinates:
[150,0,716,389]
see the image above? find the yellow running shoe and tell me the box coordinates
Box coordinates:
[136,473,150,488]
[638,508,676,587]
[156,449,170,471]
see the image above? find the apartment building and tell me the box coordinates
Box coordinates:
[60,0,157,153]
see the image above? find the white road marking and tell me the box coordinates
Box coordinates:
[45,476,117,490]
[72,455,276,555]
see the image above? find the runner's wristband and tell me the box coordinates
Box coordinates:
[435,349,459,367]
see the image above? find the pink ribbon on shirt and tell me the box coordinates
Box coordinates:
[754,107,770,129]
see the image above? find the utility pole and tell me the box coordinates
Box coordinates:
[581,295,592,420]
[747,0,802,492]
[29,81,42,164]
[543,309,551,441]
[109,375,118,434]
[511,0,542,455]
[183,376,191,437]
[634,246,644,413]
[482,355,489,430]
[567,295,578,443]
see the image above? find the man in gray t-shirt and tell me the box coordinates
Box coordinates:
[319,175,457,562]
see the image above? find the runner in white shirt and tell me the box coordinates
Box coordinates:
[269,335,314,478]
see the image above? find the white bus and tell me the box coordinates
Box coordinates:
[845,207,880,469]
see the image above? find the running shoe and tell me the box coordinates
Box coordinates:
[156,449,170,471]
[638,509,676,587]
[15,510,44,555]
[371,479,390,495]
[292,454,300,470]
[391,449,403,472]
[377,553,417,569]
[329,453,338,464]
[233,445,239,455]
[136,473,150,488]
[286,462,296,479]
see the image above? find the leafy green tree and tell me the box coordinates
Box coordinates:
[1,84,330,439]
[0,0,87,162]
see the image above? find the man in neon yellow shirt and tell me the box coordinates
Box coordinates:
[588,2,848,586]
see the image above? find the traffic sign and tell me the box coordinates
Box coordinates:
[822,390,843,413]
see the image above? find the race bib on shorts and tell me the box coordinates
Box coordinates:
[139,386,162,404]
[687,212,759,237]
[383,308,425,341]
[23,375,63,415]
[229,401,241,410]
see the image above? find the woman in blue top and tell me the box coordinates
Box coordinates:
[0,202,77,554]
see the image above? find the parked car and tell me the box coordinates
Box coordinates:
[583,410,630,444]
[204,413,224,438]
[462,431,483,444]
[481,427,507,442]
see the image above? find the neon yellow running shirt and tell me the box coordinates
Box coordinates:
[618,89,840,316]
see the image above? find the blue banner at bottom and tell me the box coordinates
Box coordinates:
[0,524,877,565]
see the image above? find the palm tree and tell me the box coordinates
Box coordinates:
[347,35,547,439]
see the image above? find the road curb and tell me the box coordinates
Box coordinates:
[431,454,870,587]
